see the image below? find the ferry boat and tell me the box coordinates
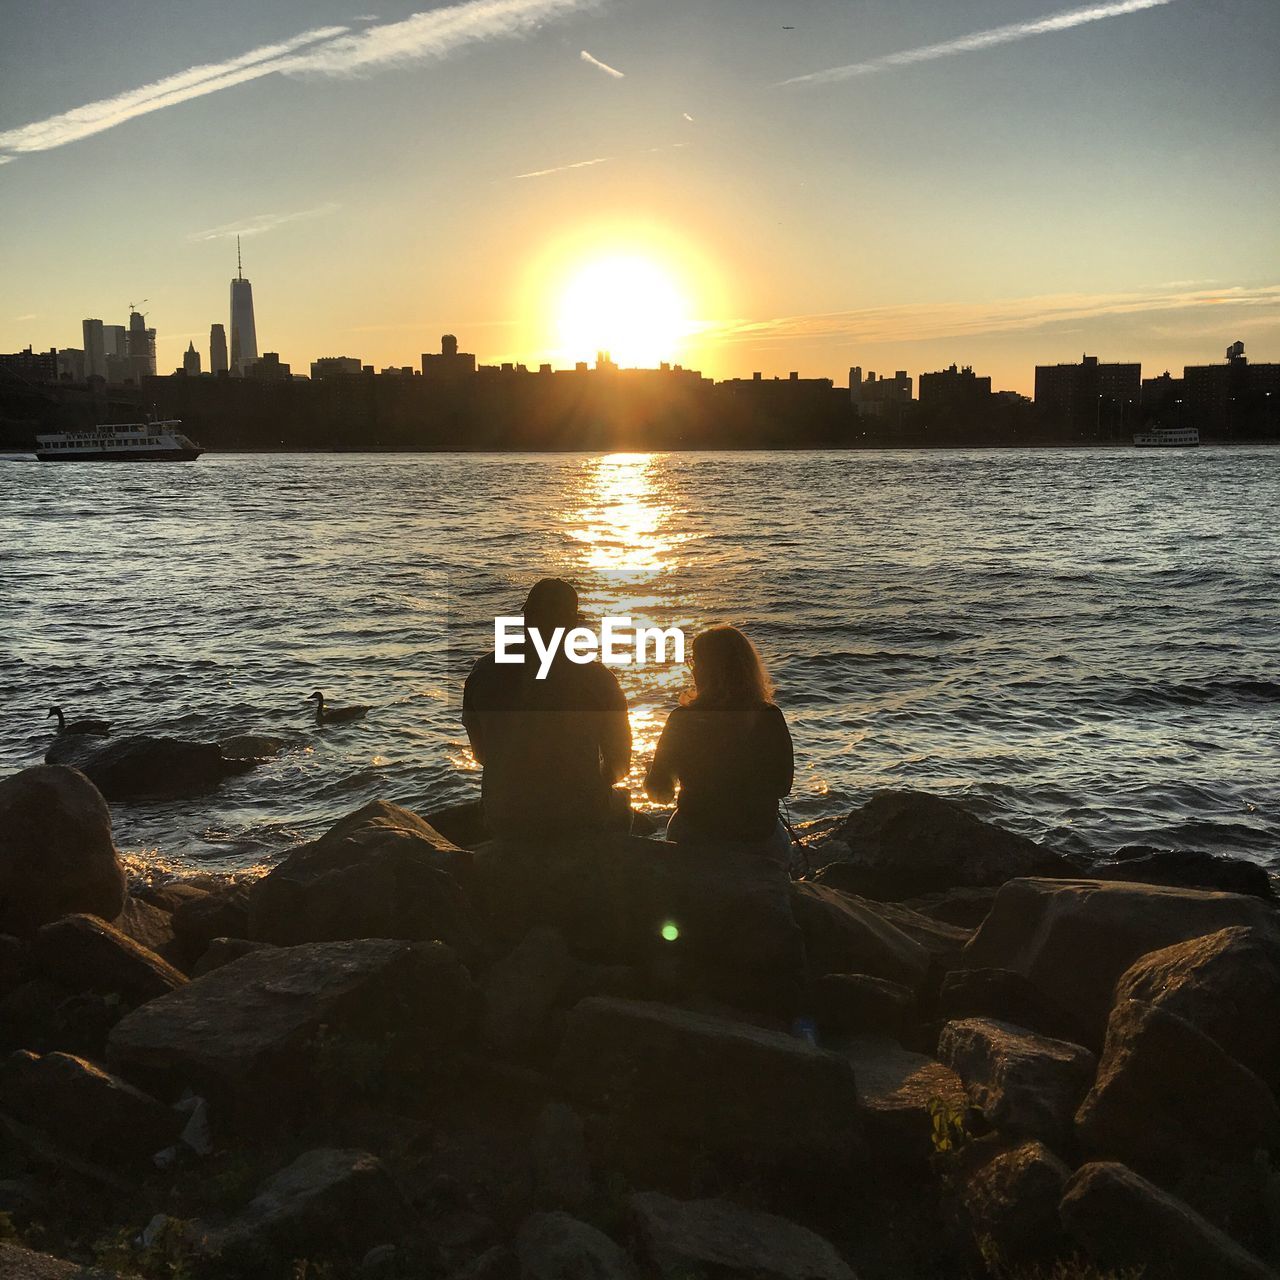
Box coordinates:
[35,421,203,462]
[1133,426,1200,448]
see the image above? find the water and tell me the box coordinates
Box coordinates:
[2,448,1277,875]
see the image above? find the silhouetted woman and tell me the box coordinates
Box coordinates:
[645,625,793,859]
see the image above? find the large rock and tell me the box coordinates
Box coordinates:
[1075,999,1280,1179]
[1060,1161,1277,1280]
[44,735,257,800]
[33,914,186,1006]
[515,1211,636,1280]
[842,1034,967,1166]
[959,878,1279,1042]
[111,896,178,961]
[107,939,474,1120]
[808,791,1070,900]
[247,801,478,955]
[170,881,250,966]
[629,1192,855,1280]
[789,883,929,989]
[0,1049,180,1167]
[808,973,914,1040]
[938,1018,1096,1150]
[937,968,1088,1046]
[473,836,805,1015]
[482,928,572,1054]
[531,1103,591,1211]
[555,997,861,1164]
[199,1148,409,1268]
[953,1139,1069,1268]
[1112,925,1280,1092]
[0,1243,115,1278]
[1095,846,1276,901]
[0,766,126,935]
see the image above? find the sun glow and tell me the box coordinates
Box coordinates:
[556,254,689,368]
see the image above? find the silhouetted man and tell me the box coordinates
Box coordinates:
[463,578,631,840]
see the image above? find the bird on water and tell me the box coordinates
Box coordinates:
[308,691,370,725]
[47,706,111,736]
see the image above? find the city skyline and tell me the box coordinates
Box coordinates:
[2,0,1278,395]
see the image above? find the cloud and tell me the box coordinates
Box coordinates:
[515,155,612,179]
[0,0,594,160]
[682,112,694,122]
[580,49,624,78]
[700,284,1280,348]
[778,0,1176,87]
[186,202,340,242]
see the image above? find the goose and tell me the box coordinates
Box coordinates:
[47,705,111,736]
[308,691,370,725]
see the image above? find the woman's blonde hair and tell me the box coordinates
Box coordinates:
[680,625,775,709]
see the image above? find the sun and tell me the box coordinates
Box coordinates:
[556,254,690,369]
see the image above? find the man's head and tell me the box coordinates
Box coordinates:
[523,577,581,634]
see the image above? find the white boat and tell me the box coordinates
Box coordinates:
[1133,426,1200,448]
[35,421,203,462]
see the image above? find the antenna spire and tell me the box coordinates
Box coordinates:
[237,234,242,279]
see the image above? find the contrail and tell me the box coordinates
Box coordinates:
[777,0,1176,87]
[515,155,612,179]
[580,49,625,78]
[0,0,595,160]
[186,203,341,243]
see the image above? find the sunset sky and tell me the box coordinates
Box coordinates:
[1,0,1277,393]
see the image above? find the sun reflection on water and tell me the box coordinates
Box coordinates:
[562,452,702,798]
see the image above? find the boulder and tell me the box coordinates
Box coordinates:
[199,1148,409,1268]
[473,836,805,1015]
[938,1018,1096,1150]
[482,928,572,1054]
[808,791,1070,900]
[0,766,126,935]
[1112,925,1280,1092]
[959,878,1280,1042]
[218,733,289,760]
[807,973,915,1040]
[246,801,478,955]
[555,997,861,1164]
[107,939,474,1120]
[628,1192,855,1280]
[1075,999,1280,1179]
[531,1102,591,1211]
[424,800,489,851]
[32,914,186,1006]
[170,881,251,966]
[842,1034,967,1166]
[953,1140,1069,1268]
[111,896,178,961]
[139,880,214,914]
[0,1049,180,1166]
[851,895,974,970]
[515,1211,636,1280]
[191,936,274,977]
[1060,1161,1277,1280]
[789,883,929,989]
[0,1243,115,1278]
[43,735,257,801]
[1097,845,1275,901]
[900,887,1000,929]
[937,968,1088,1046]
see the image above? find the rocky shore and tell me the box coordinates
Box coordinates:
[1,765,1277,1279]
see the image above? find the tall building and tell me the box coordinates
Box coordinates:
[102,325,127,359]
[311,356,363,379]
[183,341,201,376]
[229,236,258,376]
[1034,353,1140,436]
[421,333,476,380]
[0,347,58,381]
[126,310,156,377]
[1183,340,1280,438]
[210,323,228,375]
[82,319,106,379]
[850,368,912,417]
[918,363,992,409]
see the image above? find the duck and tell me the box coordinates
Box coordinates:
[47,705,111,736]
[308,691,370,725]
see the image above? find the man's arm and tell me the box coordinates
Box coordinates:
[461,667,486,765]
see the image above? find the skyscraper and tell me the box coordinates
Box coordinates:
[183,341,201,376]
[126,310,156,377]
[229,236,258,377]
[82,319,106,379]
[210,323,228,375]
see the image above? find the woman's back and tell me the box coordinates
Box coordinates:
[647,701,793,842]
